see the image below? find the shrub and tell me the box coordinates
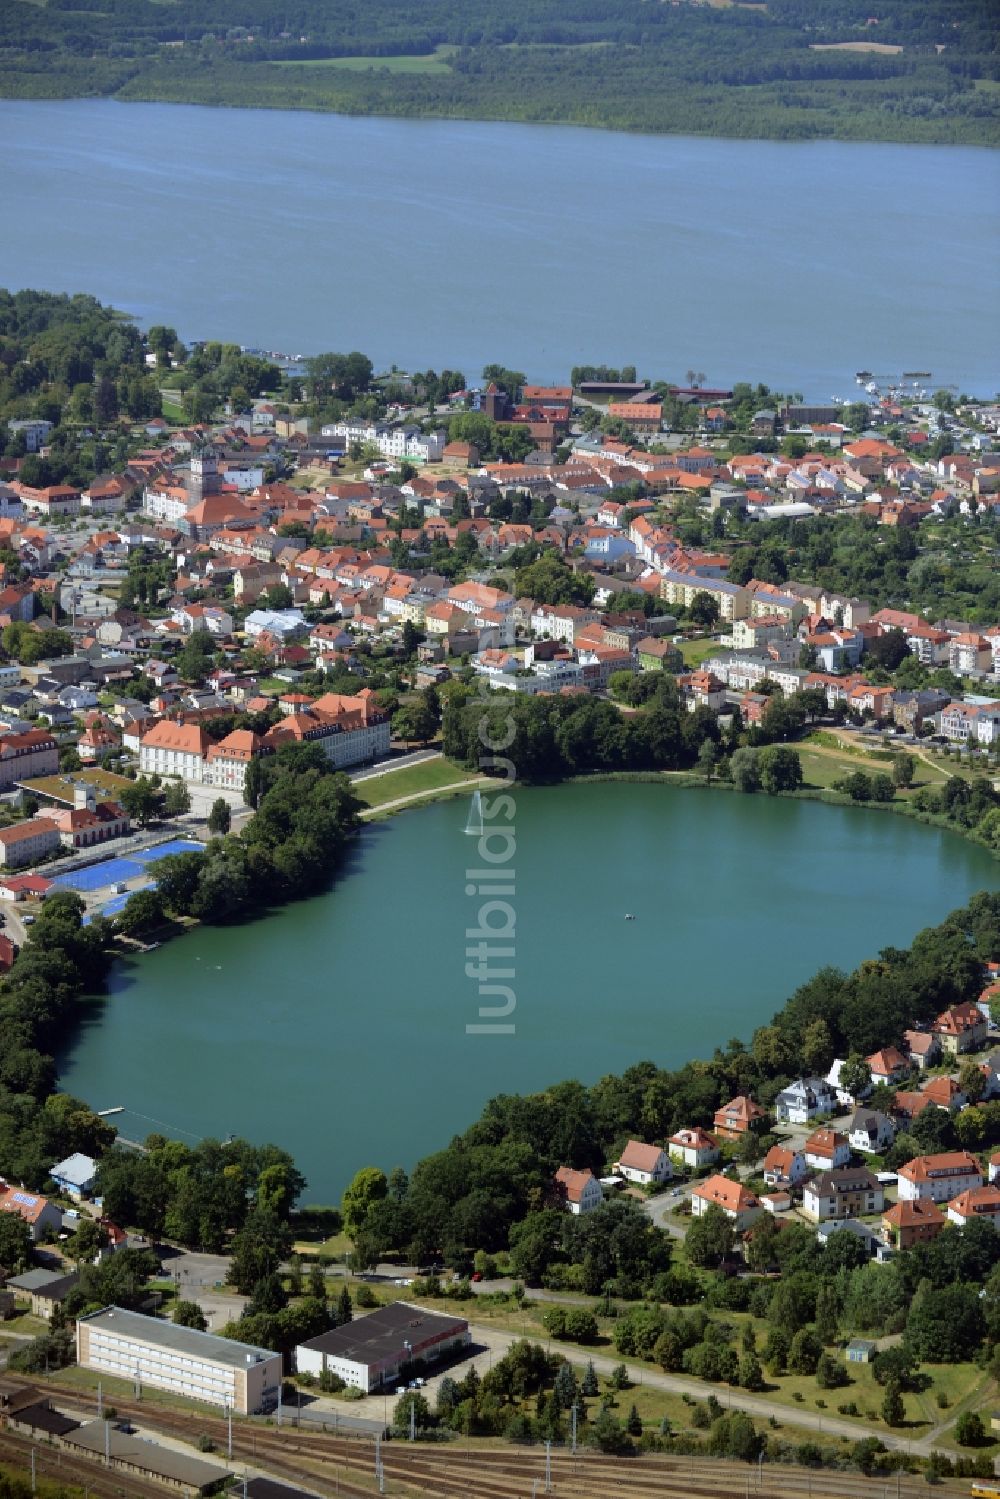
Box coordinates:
[815,1352,849,1390]
[955,1411,985,1448]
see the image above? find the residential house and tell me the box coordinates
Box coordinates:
[0,1185,62,1241]
[932,1001,988,1055]
[614,1141,672,1186]
[849,1108,896,1155]
[668,1128,720,1170]
[827,1058,872,1108]
[713,1095,768,1140]
[897,1151,983,1203]
[690,1174,761,1233]
[802,1167,883,1223]
[946,1185,1000,1228]
[920,1075,966,1112]
[762,1145,808,1189]
[866,1047,910,1087]
[774,1077,837,1125]
[78,716,121,765]
[893,1089,935,1125]
[880,1199,945,1251]
[48,1153,97,1201]
[978,1051,1000,1101]
[903,1028,941,1071]
[804,1128,851,1171]
[554,1166,603,1215]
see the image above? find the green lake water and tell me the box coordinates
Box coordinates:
[58,784,998,1202]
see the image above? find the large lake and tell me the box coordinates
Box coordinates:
[6,99,999,396]
[59,783,998,1203]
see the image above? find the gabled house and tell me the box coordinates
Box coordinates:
[554,1166,603,1216]
[762,1145,808,1189]
[866,1047,910,1087]
[614,1141,672,1186]
[903,1028,941,1071]
[827,1058,872,1108]
[690,1174,761,1233]
[804,1128,851,1171]
[712,1095,768,1140]
[932,1001,988,1055]
[774,1077,837,1125]
[667,1128,720,1170]
[920,1075,966,1112]
[0,1184,62,1241]
[849,1108,896,1155]
[979,1051,1000,1101]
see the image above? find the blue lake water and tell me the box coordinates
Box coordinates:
[59,784,999,1202]
[4,98,999,396]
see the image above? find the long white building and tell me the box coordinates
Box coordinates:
[76,1307,281,1414]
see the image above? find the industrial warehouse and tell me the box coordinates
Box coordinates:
[76,1306,282,1414]
[295,1303,470,1392]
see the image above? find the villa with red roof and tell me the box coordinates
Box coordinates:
[691,1174,761,1232]
[614,1141,672,1186]
[668,1128,720,1170]
[932,1001,988,1055]
[553,1166,603,1215]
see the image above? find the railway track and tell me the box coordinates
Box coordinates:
[21,1376,973,1499]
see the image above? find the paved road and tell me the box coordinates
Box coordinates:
[158,1247,247,1329]
[638,1185,689,1239]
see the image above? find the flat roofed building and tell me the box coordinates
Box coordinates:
[76,1306,280,1414]
[296,1302,469,1393]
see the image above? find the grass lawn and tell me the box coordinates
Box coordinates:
[274,45,457,74]
[797,747,870,790]
[355,756,480,809]
[677,637,718,668]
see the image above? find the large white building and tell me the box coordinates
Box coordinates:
[0,729,60,791]
[321,421,445,464]
[296,1303,469,1393]
[76,1307,281,1414]
[897,1151,983,1203]
[0,817,61,869]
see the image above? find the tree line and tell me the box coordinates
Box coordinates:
[2,0,995,147]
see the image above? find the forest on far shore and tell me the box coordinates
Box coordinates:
[2,0,998,146]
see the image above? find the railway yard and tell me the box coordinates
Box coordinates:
[0,1375,979,1499]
